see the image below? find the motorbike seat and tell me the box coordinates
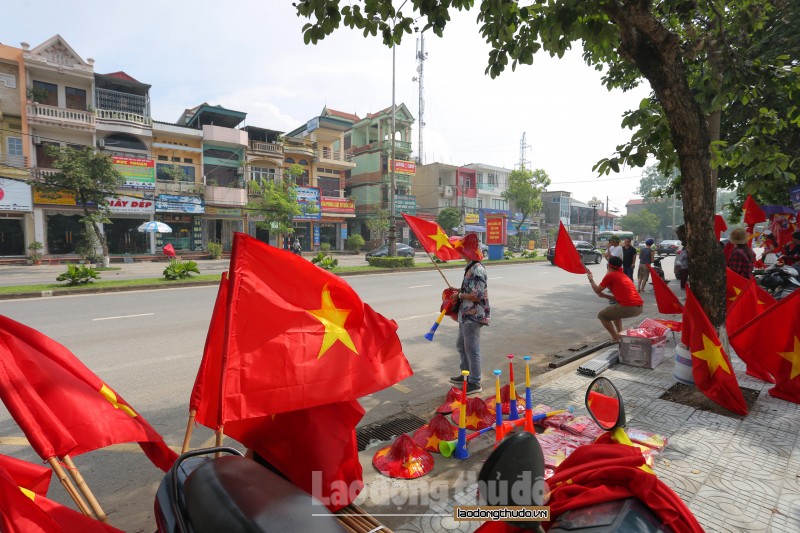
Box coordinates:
[183,455,345,533]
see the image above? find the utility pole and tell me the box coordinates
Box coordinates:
[518,132,531,169]
[414,32,427,164]
[671,193,677,238]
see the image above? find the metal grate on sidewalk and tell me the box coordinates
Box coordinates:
[356,414,427,451]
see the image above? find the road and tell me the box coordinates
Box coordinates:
[0,257,675,531]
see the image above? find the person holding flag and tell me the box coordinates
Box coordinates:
[587,256,643,343]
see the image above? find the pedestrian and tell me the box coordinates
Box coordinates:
[621,238,637,281]
[674,245,689,290]
[637,238,655,292]
[782,231,800,266]
[759,231,780,266]
[727,227,756,278]
[449,234,489,395]
[587,256,643,343]
[292,238,302,256]
[604,236,623,262]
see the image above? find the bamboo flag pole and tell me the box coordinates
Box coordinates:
[62,455,108,523]
[214,425,225,458]
[182,410,197,454]
[48,457,93,517]
[424,250,453,288]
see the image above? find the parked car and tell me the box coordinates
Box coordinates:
[365,243,416,259]
[479,243,489,256]
[546,241,603,265]
[657,239,681,256]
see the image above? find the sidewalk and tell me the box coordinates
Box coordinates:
[354,338,800,532]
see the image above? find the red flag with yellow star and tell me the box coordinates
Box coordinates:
[726,267,775,312]
[730,288,800,404]
[553,221,587,274]
[725,278,775,383]
[0,315,177,471]
[215,233,412,420]
[743,194,766,228]
[648,265,684,314]
[402,213,463,261]
[681,288,748,415]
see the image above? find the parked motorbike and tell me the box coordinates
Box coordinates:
[757,263,800,300]
[651,255,667,282]
[477,377,702,532]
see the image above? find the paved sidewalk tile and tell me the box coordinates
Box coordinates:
[690,482,775,532]
[771,489,800,532]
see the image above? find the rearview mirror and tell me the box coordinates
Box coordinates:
[585,377,625,431]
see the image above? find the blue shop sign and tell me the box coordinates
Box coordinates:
[295,186,322,221]
[155,194,205,214]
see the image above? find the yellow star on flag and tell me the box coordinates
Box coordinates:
[692,334,731,377]
[306,284,358,359]
[428,228,454,251]
[425,434,440,450]
[465,411,481,429]
[100,384,137,418]
[779,337,800,380]
[728,286,741,302]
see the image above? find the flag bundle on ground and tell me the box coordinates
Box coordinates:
[190,233,413,510]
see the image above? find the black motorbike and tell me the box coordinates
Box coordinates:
[651,255,666,282]
[757,263,800,300]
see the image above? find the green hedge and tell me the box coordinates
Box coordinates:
[367,256,415,268]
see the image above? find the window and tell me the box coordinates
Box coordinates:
[32,81,58,106]
[7,137,23,166]
[477,172,484,183]
[157,155,168,161]
[464,177,472,189]
[183,158,193,163]
[65,87,86,110]
[488,173,497,185]
[492,199,508,210]
[477,199,483,209]
[251,166,276,184]
[298,159,309,166]
[156,163,195,182]
[552,197,561,203]
[103,133,146,151]
[204,148,239,161]
[317,176,340,197]
[172,157,181,162]
[284,157,295,164]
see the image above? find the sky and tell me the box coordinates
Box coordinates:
[4,0,654,215]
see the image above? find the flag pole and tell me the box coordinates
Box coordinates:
[215,425,225,458]
[424,250,453,288]
[62,455,108,523]
[182,410,196,454]
[47,457,93,517]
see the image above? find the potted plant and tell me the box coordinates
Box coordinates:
[27,241,44,265]
[27,87,49,104]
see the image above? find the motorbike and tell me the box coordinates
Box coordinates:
[756,262,800,300]
[651,255,667,282]
[476,377,702,532]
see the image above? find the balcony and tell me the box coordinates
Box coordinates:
[315,149,356,168]
[27,103,95,131]
[94,88,151,127]
[96,109,152,127]
[0,153,28,171]
[205,184,247,206]
[249,140,284,157]
[380,139,412,154]
[202,125,248,147]
[156,179,203,195]
[283,138,315,157]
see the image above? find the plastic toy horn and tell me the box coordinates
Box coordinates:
[424,307,449,341]
[453,370,470,460]
[493,369,505,446]
[425,288,458,341]
[507,354,519,421]
[523,355,535,434]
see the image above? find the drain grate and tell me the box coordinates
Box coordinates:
[356,414,427,451]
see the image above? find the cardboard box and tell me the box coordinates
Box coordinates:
[619,334,667,369]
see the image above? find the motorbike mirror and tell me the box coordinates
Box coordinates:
[585,377,626,431]
[478,433,545,532]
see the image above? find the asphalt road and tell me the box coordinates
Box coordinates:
[0,257,675,531]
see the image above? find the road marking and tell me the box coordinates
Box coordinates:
[489,277,503,280]
[92,313,154,321]
[392,383,412,393]
[396,314,438,321]
[408,284,432,288]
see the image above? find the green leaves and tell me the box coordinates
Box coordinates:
[163,260,200,281]
[56,264,100,286]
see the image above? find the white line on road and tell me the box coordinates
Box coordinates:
[489,277,503,280]
[92,313,154,321]
[396,314,437,321]
[408,284,433,288]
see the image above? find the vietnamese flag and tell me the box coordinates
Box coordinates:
[0,316,177,471]
[730,289,800,404]
[743,194,766,228]
[0,455,51,497]
[726,267,774,311]
[726,278,775,383]
[553,221,586,274]
[681,288,748,415]
[648,265,683,314]
[714,214,728,239]
[401,213,463,261]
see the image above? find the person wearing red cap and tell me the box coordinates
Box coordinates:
[448,234,489,395]
[587,256,643,343]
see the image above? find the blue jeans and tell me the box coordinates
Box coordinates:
[457,320,483,385]
[623,266,634,280]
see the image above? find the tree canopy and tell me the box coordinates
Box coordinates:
[247,165,315,237]
[437,206,462,234]
[502,167,550,247]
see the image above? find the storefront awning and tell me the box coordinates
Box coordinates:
[465,224,486,233]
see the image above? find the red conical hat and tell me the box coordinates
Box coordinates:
[435,386,463,414]
[372,434,434,479]
[412,413,458,452]
[451,396,495,430]
[483,384,526,416]
[450,233,483,261]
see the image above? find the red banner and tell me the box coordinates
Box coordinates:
[486,217,505,245]
[390,159,416,175]
[321,196,355,214]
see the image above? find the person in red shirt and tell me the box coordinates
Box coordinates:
[783,231,800,265]
[587,256,644,343]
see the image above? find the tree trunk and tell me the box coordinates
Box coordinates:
[603,4,726,325]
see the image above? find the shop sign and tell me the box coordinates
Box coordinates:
[108,195,154,214]
[340,226,348,241]
[313,225,320,245]
[321,196,355,214]
[156,194,205,214]
[394,194,416,215]
[205,206,242,216]
[294,186,321,221]
[390,159,416,175]
[114,157,156,190]
[465,213,480,224]
[0,178,33,212]
[33,187,76,205]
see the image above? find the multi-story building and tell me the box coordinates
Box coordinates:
[347,104,415,244]
[410,162,479,235]
[243,125,284,245]
[23,35,96,256]
[283,109,356,251]
[0,43,32,257]
[177,103,247,251]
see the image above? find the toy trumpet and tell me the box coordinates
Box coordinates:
[424,287,459,341]
[439,408,572,457]
[424,307,449,341]
[507,354,519,421]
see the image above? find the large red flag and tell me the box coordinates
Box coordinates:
[0,316,177,471]
[0,455,51,496]
[553,221,586,274]
[725,278,774,383]
[726,267,775,311]
[730,289,800,404]
[743,194,766,227]
[681,288,748,415]
[401,213,463,261]
[647,265,684,314]
[714,214,728,239]
[206,233,412,420]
